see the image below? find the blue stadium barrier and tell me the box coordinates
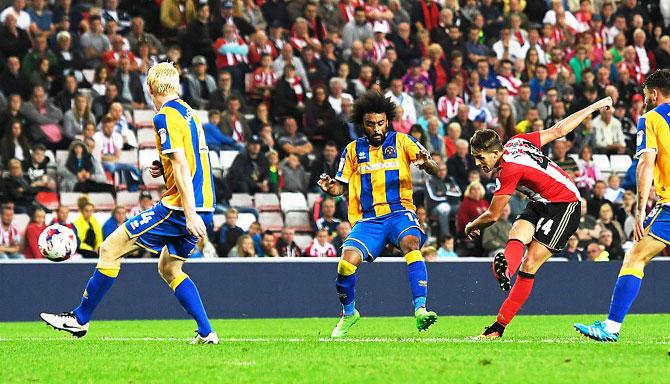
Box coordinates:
[1,259,669,322]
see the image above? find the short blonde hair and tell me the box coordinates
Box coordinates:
[464,181,484,197]
[146,62,180,96]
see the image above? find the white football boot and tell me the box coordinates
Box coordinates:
[40,312,89,338]
[191,331,219,344]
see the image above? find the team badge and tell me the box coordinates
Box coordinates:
[637,130,644,147]
[384,146,397,158]
[159,128,167,144]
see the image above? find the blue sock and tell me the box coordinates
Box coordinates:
[336,274,356,316]
[608,273,643,324]
[173,276,213,336]
[73,269,117,324]
[407,260,428,312]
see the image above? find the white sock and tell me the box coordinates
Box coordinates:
[604,319,621,334]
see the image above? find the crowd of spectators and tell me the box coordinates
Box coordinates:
[0,0,669,260]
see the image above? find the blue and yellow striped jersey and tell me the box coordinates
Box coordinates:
[153,98,216,212]
[336,132,424,224]
[636,103,670,204]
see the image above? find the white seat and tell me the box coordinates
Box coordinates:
[293,235,312,253]
[229,193,253,208]
[307,192,321,210]
[610,154,632,175]
[55,150,69,167]
[87,193,116,210]
[254,193,281,211]
[13,214,30,236]
[209,151,221,170]
[138,149,159,169]
[194,109,209,124]
[116,191,140,208]
[592,154,611,175]
[45,150,56,168]
[82,69,95,84]
[258,211,284,231]
[60,192,82,209]
[142,168,164,189]
[119,150,138,166]
[568,153,578,163]
[93,211,112,226]
[219,151,239,173]
[133,110,154,128]
[236,212,256,231]
[212,214,225,230]
[137,128,156,148]
[284,211,311,231]
[280,192,308,213]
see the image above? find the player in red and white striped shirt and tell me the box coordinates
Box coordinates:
[464,96,613,338]
[0,204,22,259]
[436,82,463,123]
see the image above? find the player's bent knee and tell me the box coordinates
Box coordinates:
[341,247,363,268]
[399,235,420,253]
[337,258,358,276]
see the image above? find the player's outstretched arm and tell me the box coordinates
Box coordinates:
[415,150,439,176]
[318,174,345,197]
[168,151,207,239]
[634,151,656,241]
[464,194,511,239]
[539,96,613,147]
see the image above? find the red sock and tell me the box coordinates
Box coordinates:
[504,239,525,276]
[496,272,535,326]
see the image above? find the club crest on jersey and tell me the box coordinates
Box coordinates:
[637,130,644,147]
[384,146,397,158]
[158,128,167,144]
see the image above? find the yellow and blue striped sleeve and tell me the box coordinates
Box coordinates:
[336,142,356,184]
[154,108,187,154]
[635,112,659,159]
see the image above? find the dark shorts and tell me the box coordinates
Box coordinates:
[342,210,427,262]
[516,200,581,252]
[124,201,213,260]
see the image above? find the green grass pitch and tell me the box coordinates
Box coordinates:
[1,314,669,383]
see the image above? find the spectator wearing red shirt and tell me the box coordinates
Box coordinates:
[456,182,490,235]
[23,207,46,258]
[102,34,137,73]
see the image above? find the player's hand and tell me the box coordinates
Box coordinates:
[597,96,613,111]
[633,213,645,242]
[414,150,431,167]
[318,173,338,194]
[185,212,207,239]
[149,160,163,178]
[464,222,480,240]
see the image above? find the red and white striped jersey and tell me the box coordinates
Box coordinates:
[436,95,463,122]
[251,68,277,91]
[304,240,337,257]
[213,36,249,69]
[494,132,580,203]
[0,223,19,247]
[371,39,393,63]
[496,75,522,97]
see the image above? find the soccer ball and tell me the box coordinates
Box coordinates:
[39,224,77,262]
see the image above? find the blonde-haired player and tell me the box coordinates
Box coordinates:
[41,62,219,344]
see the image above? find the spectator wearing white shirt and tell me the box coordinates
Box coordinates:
[592,107,625,154]
[272,43,310,91]
[327,77,352,115]
[542,0,588,33]
[103,102,137,148]
[0,203,23,259]
[492,25,524,62]
[93,114,141,181]
[496,59,522,97]
[304,229,337,257]
[385,78,417,123]
[0,0,30,31]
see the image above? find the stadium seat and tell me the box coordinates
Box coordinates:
[194,109,208,123]
[209,151,222,177]
[82,69,95,84]
[254,193,281,211]
[141,168,164,189]
[284,211,312,232]
[293,234,312,253]
[116,191,140,208]
[55,150,68,167]
[45,150,56,168]
[219,150,239,173]
[119,150,139,166]
[307,192,321,209]
[212,214,225,230]
[93,211,112,226]
[592,154,611,176]
[137,128,156,149]
[138,149,159,169]
[610,154,632,175]
[36,191,59,211]
[133,110,154,128]
[60,192,81,210]
[13,213,30,236]
[568,153,578,163]
[87,193,116,210]
[229,193,253,208]
[280,192,308,213]
[258,211,284,231]
[237,212,256,231]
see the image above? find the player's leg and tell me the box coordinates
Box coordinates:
[158,247,217,344]
[574,235,665,341]
[493,216,536,291]
[40,226,141,336]
[398,233,438,331]
[481,240,553,338]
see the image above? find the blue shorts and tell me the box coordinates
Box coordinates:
[124,201,213,260]
[342,210,426,262]
[644,204,670,244]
